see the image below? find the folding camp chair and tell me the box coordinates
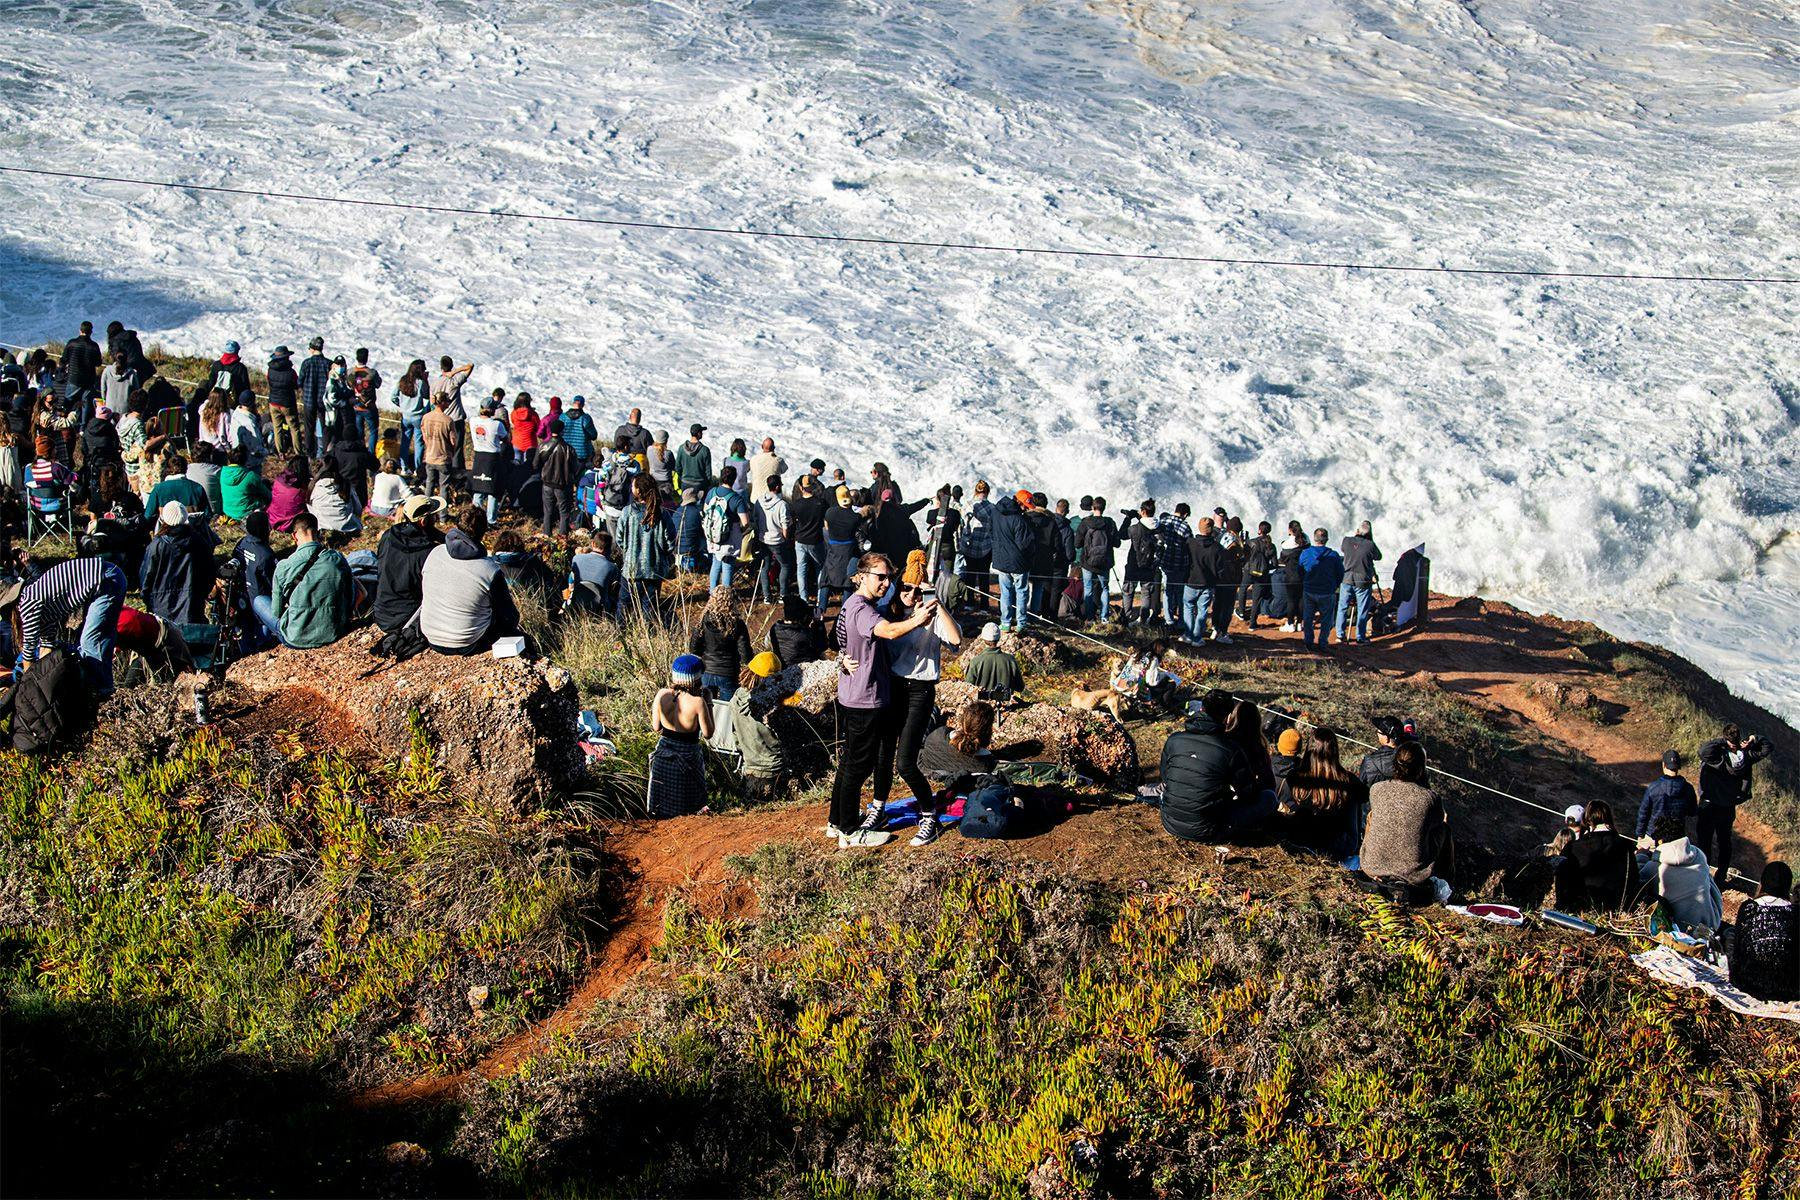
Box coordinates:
[24,466,78,547]
[708,697,743,772]
[147,405,187,451]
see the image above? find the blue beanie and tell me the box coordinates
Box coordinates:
[671,654,703,685]
[224,340,239,354]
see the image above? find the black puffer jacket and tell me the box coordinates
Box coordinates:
[62,334,103,391]
[266,355,300,409]
[373,521,441,633]
[769,617,826,668]
[81,417,123,472]
[1158,711,1256,842]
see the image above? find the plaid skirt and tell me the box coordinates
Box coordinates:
[648,736,707,819]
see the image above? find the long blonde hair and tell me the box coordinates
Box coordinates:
[703,584,742,633]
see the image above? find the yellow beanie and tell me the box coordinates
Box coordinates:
[1277,728,1302,756]
[903,548,929,587]
[748,651,780,678]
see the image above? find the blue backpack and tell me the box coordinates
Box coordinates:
[576,468,604,516]
[959,780,1018,839]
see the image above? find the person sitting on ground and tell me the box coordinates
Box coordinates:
[268,456,310,532]
[567,528,621,616]
[492,531,563,621]
[369,457,414,519]
[1361,743,1453,904]
[254,512,354,650]
[372,496,444,634]
[308,454,364,536]
[647,653,714,820]
[1552,798,1638,914]
[418,505,520,655]
[1113,639,1178,710]
[918,699,998,793]
[730,651,787,803]
[1636,749,1698,841]
[144,453,211,524]
[1158,688,1267,843]
[186,443,226,517]
[689,585,754,699]
[229,508,277,643]
[963,622,1024,703]
[1277,726,1365,862]
[219,445,271,522]
[139,501,218,626]
[768,592,826,667]
[1226,698,1275,798]
[1639,814,1723,937]
[1730,862,1797,1002]
[1358,716,1409,787]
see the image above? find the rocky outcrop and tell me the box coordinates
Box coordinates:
[227,629,582,811]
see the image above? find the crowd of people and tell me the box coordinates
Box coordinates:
[0,324,1790,1001]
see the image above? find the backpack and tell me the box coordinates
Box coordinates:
[702,491,732,547]
[959,779,1018,839]
[1081,519,1113,569]
[10,646,95,753]
[603,459,634,509]
[576,468,604,515]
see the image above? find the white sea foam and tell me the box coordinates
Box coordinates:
[1,0,1796,717]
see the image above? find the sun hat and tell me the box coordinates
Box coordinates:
[671,654,704,685]
[748,651,779,678]
[400,496,445,522]
[0,580,23,613]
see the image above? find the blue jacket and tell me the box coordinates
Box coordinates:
[558,411,598,462]
[1298,544,1345,595]
[676,501,704,557]
[990,496,1034,574]
[1636,775,1698,840]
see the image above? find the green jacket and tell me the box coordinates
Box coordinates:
[962,648,1023,702]
[671,441,713,492]
[728,688,784,777]
[220,464,272,521]
[145,476,212,523]
[271,542,353,649]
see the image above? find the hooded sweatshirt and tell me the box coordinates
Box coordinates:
[373,521,441,633]
[419,527,517,651]
[990,496,1033,574]
[1645,837,1723,934]
[208,352,252,404]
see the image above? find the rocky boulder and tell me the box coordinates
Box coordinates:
[227,628,582,811]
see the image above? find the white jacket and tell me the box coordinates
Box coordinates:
[1649,837,1723,934]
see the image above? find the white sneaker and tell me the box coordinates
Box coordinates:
[839,828,894,849]
[909,816,941,847]
[821,824,848,839]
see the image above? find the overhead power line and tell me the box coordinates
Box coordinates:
[2,163,1794,286]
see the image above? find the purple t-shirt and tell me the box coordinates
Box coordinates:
[836,593,889,710]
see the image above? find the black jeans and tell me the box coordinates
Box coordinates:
[879,677,939,814]
[542,485,574,537]
[830,703,891,831]
[1696,803,1735,883]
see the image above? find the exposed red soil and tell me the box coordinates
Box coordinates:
[353,589,1793,1109]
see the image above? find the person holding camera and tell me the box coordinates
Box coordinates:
[1698,724,1772,886]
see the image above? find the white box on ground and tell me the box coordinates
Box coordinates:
[491,636,526,659]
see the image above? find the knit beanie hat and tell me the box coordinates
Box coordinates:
[748,651,779,678]
[1277,728,1301,756]
[902,549,929,587]
[671,654,703,686]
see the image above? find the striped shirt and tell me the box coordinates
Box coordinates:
[18,558,113,663]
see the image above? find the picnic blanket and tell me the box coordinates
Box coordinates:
[880,796,963,831]
[1631,947,1800,1023]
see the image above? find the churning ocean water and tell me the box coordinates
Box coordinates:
[1,0,1797,716]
